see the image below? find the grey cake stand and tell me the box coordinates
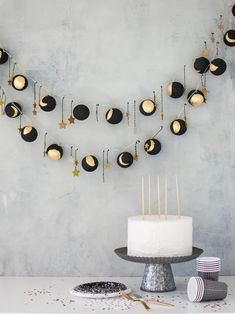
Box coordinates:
[114,247,203,292]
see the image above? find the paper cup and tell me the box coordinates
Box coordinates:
[198,271,219,281]
[187,277,227,302]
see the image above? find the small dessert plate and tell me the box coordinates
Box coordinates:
[70,281,131,298]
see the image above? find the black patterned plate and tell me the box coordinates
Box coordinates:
[70,281,131,298]
[114,247,203,264]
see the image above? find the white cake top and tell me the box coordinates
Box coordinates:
[128,215,191,222]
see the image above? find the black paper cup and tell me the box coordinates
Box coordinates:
[198,271,219,281]
[187,277,227,302]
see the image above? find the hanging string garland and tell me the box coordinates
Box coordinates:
[0,48,8,64]
[59,96,67,129]
[105,108,123,124]
[95,104,99,122]
[105,149,112,168]
[202,41,209,57]
[0,87,6,115]
[144,126,163,155]
[139,91,157,116]
[0,8,232,178]
[5,102,22,118]
[82,155,99,172]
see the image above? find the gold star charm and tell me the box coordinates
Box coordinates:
[133,153,138,161]
[59,120,67,129]
[72,166,80,177]
[202,88,209,95]
[8,79,12,85]
[0,99,5,106]
[144,143,149,150]
[18,127,23,133]
[105,162,112,169]
[202,48,209,57]
[68,115,75,124]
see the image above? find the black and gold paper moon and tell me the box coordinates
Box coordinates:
[187,90,205,107]
[166,82,184,98]
[5,102,22,118]
[106,108,123,124]
[21,126,38,142]
[117,152,133,168]
[0,48,8,64]
[46,144,63,160]
[139,99,156,116]
[39,95,56,112]
[73,104,90,120]
[12,75,28,91]
[232,5,235,17]
[82,155,98,172]
[194,57,210,74]
[144,138,161,155]
[210,58,227,76]
[170,119,187,136]
[223,30,235,47]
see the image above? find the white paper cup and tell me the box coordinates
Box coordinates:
[187,277,227,302]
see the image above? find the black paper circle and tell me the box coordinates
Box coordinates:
[39,95,56,112]
[46,144,63,160]
[73,104,90,120]
[187,90,205,107]
[106,108,123,124]
[223,30,235,47]
[0,48,8,64]
[82,155,98,172]
[210,58,227,76]
[139,99,156,116]
[170,119,187,136]
[12,75,28,91]
[194,57,210,74]
[21,126,38,142]
[144,138,161,155]
[5,102,22,118]
[232,5,235,16]
[166,82,184,98]
[117,152,133,168]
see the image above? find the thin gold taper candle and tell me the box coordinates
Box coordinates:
[176,175,181,217]
[148,175,151,215]
[141,176,145,219]
[165,176,167,219]
[157,175,161,218]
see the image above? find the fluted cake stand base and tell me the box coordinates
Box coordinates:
[114,247,203,293]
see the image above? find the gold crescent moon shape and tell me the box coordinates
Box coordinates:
[173,121,181,134]
[119,153,129,166]
[86,155,95,167]
[210,63,218,72]
[13,76,26,90]
[166,82,173,96]
[40,99,48,107]
[47,149,61,161]
[23,126,32,135]
[226,33,235,43]
[106,109,113,121]
[11,105,19,118]
[142,100,155,113]
[147,139,155,152]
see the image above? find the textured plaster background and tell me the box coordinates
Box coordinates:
[0,0,235,276]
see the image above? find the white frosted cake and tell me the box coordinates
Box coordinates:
[127,215,192,257]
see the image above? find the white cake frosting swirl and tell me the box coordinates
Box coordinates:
[127,215,192,257]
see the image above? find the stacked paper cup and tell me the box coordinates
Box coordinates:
[187,277,227,302]
[196,257,221,281]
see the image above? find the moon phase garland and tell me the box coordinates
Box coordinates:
[0,8,232,179]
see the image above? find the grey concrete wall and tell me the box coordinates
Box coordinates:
[0,0,234,276]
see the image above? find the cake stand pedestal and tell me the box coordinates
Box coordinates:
[114,247,203,292]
